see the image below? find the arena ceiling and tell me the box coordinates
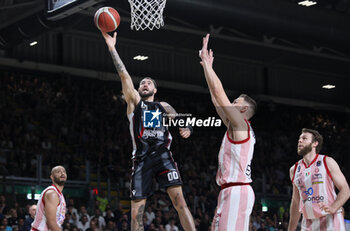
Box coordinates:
[0,0,350,107]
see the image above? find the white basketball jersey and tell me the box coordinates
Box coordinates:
[292,154,341,219]
[31,185,66,231]
[216,120,255,186]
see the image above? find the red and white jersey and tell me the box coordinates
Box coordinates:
[31,185,66,231]
[216,120,255,186]
[292,154,341,219]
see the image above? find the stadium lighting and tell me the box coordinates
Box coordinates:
[133,55,148,61]
[30,41,38,46]
[298,0,317,6]
[262,205,268,212]
[322,84,336,89]
[27,193,40,200]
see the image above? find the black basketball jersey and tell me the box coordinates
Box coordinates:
[127,100,172,159]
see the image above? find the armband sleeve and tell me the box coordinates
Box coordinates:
[174,115,194,135]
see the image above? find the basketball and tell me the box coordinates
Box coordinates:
[94,7,120,32]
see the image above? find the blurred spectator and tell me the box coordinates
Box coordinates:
[119,219,129,231]
[104,208,115,224]
[23,205,36,231]
[106,220,118,231]
[95,191,108,213]
[67,205,79,226]
[0,195,9,216]
[90,208,105,229]
[76,215,90,231]
[78,206,91,222]
[17,219,24,231]
[1,217,12,231]
[165,218,178,231]
[145,206,155,226]
[7,209,18,227]
[86,218,98,231]
[67,199,79,216]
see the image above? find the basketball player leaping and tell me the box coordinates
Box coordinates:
[288,128,350,231]
[102,32,196,231]
[199,34,257,231]
[31,166,67,231]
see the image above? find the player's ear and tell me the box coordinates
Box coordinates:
[154,88,157,94]
[240,105,248,113]
[312,141,319,149]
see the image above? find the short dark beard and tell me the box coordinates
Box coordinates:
[298,143,312,156]
[138,89,154,98]
[53,176,66,186]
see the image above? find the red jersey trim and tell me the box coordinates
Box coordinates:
[221,182,250,190]
[323,155,332,179]
[226,119,250,144]
[158,170,169,176]
[291,162,298,183]
[41,188,55,206]
[302,154,319,168]
[138,126,145,139]
[52,184,62,196]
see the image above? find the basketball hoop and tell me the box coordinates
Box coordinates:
[128,0,167,30]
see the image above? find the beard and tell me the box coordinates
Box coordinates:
[53,176,66,186]
[138,89,154,98]
[297,143,312,156]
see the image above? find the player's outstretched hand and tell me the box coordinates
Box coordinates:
[199,33,214,67]
[179,128,191,139]
[102,31,117,51]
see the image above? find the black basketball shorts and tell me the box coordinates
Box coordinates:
[130,151,182,200]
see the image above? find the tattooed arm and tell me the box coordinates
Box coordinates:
[102,32,140,113]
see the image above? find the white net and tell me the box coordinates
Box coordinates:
[128,0,167,30]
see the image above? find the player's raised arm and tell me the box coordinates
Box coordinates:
[196,35,228,126]
[102,32,140,110]
[199,34,246,130]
